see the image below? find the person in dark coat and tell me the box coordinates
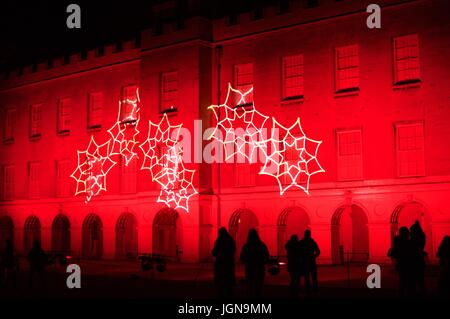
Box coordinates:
[410,220,427,294]
[388,226,416,296]
[240,228,269,297]
[211,227,236,297]
[437,235,450,296]
[27,240,47,288]
[1,239,19,287]
[410,220,426,251]
[298,229,320,293]
[285,234,301,296]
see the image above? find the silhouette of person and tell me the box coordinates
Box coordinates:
[388,226,416,296]
[298,229,320,293]
[1,239,18,287]
[437,235,450,297]
[212,227,236,298]
[410,220,426,294]
[27,240,47,288]
[285,234,301,296]
[410,220,426,251]
[240,229,269,297]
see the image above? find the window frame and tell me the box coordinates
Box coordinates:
[28,161,41,199]
[233,162,257,187]
[233,136,257,187]
[393,34,421,85]
[120,84,139,125]
[2,164,15,200]
[233,63,254,108]
[281,54,304,101]
[56,159,71,197]
[57,98,71,135]
[395,121,425,178]
[160,71,178,114]
[87,91,103,130]
[29,103,42,140]
[336,128,363,181]
[3,108,16,143]
[335,44,360,93]
[120,156,137,194]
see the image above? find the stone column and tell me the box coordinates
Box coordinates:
[138,225,152,254]
[368,222,391,264]
[41,226,52,251]
[71,226,82,258]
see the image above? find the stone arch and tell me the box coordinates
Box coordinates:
[331,204,369,264]
[82,214,103,259]
[52,214,71,253]
[152,208,182,261]
[229,208,259,257]
[277,206,311,257]
[391,201,432,256]
[24,215,41,252]
[116,212,138,258]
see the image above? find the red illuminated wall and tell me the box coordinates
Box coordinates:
[0,0,449,263]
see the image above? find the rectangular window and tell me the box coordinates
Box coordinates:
[121,157,137,194]
[335,45,359,92]
[120,85,138,124]
[396,122,425,177]
[2,165,14,200]
[88,92,103,129]
[56,159,71,197]
[393,34,420,84]
[233,63,254,106]
[30,104,42,139]
[233,137,257,187]
[282,54,304,100]
[234,163,256,187]
[3,109,15,143]
[281,134,308,185]
[155,145,180,190]
[57,98,71,134]
[28,161,40,199]
[337,130,363,181]
[160,72,178,113]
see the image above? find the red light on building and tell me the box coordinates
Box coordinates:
[0,0,449,264]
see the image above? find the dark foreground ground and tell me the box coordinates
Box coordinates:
[0,260,448,317]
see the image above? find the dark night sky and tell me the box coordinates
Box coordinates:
[0,1,156,72]
[0,0,276,73]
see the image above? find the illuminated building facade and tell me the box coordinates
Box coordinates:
[1,0,449,264]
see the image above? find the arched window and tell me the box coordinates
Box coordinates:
[116,213,138,258]
[229,208,259,257]
[82,214,103,259]
[153,208,181,261]
[331,204,369,264]
[24,215,41,252]
[52,214,71,253]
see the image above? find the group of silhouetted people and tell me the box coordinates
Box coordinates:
[0,239,47,288]
[212,227,270,297]
[212,222,450,298]
[388,220,450,297]
[212,227,320,298]
[388,221,426,296]
[285,230,320,296]
[1,224,449,298]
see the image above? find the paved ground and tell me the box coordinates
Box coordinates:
[0,259,444,300]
